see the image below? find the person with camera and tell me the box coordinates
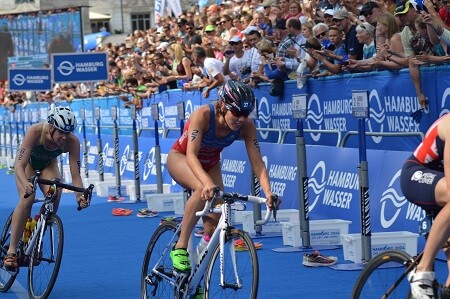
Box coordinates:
[191,46,226,99]
[275,18,307,74]
[223,36,260,82]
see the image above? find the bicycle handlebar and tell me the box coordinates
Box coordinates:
[25,172,95,211]
[195,191,275,225]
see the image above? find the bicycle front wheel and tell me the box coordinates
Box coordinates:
[351,250,413,299]
[141,221,178,299]
[28,214,64,299]
[0,212,18,292]
[204,229,259,299]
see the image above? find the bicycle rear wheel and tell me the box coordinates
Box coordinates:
[28,214,64,299]
[351,250,413,299]
[204,229,258,299]
[141,221,179,299]
[0,212,18,292]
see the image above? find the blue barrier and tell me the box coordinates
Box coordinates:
[7,64,450,151]
[4,66,446,247]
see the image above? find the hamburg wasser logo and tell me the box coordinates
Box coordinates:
[440,87,450,117]
[306,94,323,142]
[185,99,194,119]
[12,74,26,86]
[120,145,130,175]
[143,146,156,181]
[366,89,385,144]
[158,102,165,124]
[380,170,406,228]
[56,61,76,76]
[257,97,271,140]
[308,161,326,211]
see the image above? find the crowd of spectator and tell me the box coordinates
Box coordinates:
[2,0,450,112]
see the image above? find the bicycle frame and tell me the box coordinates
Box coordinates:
[150,192,271,298]
[22,188,57,257]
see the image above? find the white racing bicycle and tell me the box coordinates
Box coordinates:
[141,190,277,299]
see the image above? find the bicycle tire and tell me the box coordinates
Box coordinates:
[0,211,18,292]
[141,221,179,299]
[28,214,64,299]
[204,229,259,299]
[351,250,413,299]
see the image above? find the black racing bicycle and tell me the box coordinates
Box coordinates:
[0,171,94,299]
[351,210,449,298]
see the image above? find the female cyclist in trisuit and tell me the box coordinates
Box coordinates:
[3,106,88,270]
[401,112,450,298]
[167,80,277,272]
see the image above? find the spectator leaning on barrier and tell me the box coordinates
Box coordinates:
[311,25,348,75]
[224,36,260,82]
[192,46,226,98]
[418,10,450,63]
[394,0,441,108]
[333,9,364,60]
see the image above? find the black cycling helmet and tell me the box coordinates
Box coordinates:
[47,106,77,133]
[218,80,255,115]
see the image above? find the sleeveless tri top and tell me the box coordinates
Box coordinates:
[29,124,63,171]
[172,104,240,170]
[413,117,445,165]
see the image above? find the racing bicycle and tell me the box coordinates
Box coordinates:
[0,171,94,299]
[141,190,277,299]
[351,210,448,298]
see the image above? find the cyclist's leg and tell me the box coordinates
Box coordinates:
[416,178,450,272]
[6,163,36,260]
[167,151,204,251]
[37,160,63,212]
[202,163,223,237]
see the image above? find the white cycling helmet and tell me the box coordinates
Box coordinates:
[47,106,77,133]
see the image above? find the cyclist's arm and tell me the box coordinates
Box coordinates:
[241,120,274,203]
[185,106,214,188]
[66,134,84,200]
[15,123,40,191]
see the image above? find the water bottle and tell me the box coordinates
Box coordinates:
[30,215,39,233]
[23,218,32,242]
[196,234,211,261]
[296,59,307,89]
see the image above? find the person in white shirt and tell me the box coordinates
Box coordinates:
[192,46,226,98]
[224,36,261,81]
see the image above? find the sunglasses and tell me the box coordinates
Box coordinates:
[315,31,327,39]
[229,41,240,46]
[244,45,251,49]
[363,10,374,17]
[229,109,250,118]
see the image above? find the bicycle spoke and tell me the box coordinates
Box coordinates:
[28,214,64,299]
[141,221,178,299]
[352,250,412,299]
[205,230,258,298]
[0,212,18,292]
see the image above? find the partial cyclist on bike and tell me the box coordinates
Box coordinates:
[167,80,278,272]
[400,113,450,298]
[3,106,88,271]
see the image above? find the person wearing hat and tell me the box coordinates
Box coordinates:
[322,9,335,27]
[359,2,382,25]
[333,9,364,60]
[224,35,260,81]
[394,0,429,109]
[177,18,188,38]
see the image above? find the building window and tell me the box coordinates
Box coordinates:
[91,21,110,33]
[15,0,35,3]
[131,13,151,32]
